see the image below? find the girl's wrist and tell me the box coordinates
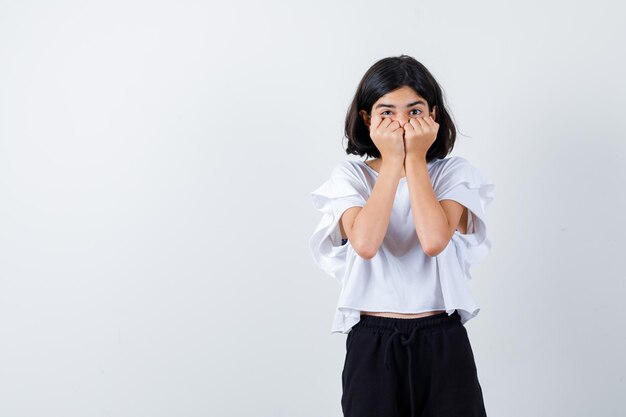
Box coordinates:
[380,157,404,178]
[405,153,427,165]
[381,156,404,170]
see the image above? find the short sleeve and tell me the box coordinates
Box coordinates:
[435,157,495,279]
[308,161,369,284]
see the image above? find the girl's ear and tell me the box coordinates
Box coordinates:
[430,105,437,121]
[359,110,371,129]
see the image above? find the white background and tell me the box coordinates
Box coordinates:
[1,1,625,416]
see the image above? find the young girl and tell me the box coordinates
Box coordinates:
[309,55,495,417]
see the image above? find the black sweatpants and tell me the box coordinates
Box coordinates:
[341,310,487,417]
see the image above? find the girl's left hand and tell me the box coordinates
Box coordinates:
[403,108,439,159]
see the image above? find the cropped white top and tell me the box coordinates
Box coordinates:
[309,156,495,334]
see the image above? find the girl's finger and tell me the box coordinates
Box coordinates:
[413,117,427,130]
[423,114,436,128]
[420,116,434,130]
[391,121,403,131]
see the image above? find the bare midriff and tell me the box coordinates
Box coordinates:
[360,310,446,319]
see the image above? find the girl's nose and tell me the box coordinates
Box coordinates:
[395,117,409,127]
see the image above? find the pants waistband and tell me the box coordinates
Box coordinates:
[356,310,461,333]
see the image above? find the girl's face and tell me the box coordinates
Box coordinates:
[359,85,436,129]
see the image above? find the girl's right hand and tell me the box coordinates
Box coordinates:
[368,113,405,162]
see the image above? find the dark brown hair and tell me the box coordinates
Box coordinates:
[344,55,457,162]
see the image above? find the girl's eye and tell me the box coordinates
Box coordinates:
[380,109,421,116]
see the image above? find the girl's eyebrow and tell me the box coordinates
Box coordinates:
[374,100,426,109]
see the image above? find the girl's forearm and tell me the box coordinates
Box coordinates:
[405,155,449,256]
[351,158,404,259]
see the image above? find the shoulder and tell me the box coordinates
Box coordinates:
[430,156,495,194]
[328,160,366,182]
[436,156,484,180]
[436,156,494,201]
[440,155,473,171]
[431,156,496,211]
[323,160,372,196]
[331,159,360,174]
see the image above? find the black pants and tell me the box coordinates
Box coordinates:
[341,310,487,417]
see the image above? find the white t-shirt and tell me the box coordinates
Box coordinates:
[309,156,495,334]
